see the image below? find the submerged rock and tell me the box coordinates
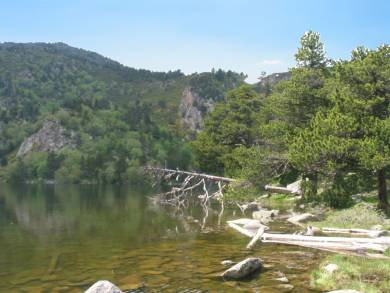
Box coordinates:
[85,280,123,293]
[221,260,235,266]
[221,257,262,279]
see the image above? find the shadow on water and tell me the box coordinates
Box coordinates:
[0,183,327,292]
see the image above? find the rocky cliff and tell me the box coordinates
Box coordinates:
[179,87,214,134]
[17,120,75,156]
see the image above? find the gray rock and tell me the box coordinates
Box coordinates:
[276,276,289,283]
[85,280,123,293]
[221,257,262,279]
[323,263,338,274]
[252,209,279,223]
[179,87,214,134]
[221,260,235,266]
[17,120,75,157]
[242,201,260,212]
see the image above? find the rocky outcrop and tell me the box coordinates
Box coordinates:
[179,87,214,133]
[17,120,75,156]
[221,257,262,279]
[85,280,123,293]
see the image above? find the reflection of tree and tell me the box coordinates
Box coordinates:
[0,183,206,245]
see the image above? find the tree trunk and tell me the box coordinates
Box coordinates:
[378,168,390,214]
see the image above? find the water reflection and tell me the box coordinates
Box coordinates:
[0,183,326,292]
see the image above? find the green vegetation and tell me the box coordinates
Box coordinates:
[308,203,387,229]
[0,43,245,183]
[312,255,390,293]
[193,31,390,213]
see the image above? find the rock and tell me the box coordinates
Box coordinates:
[17,120,75,157]
[85,280,123,293]
[370,224,383,230]
[221,257,262,279]
[368,230,388,238]
[252,209,279,223]
[323,263,339,274]
[179,87,214,134]
[221,260,235,266]
[286,179,302,194]
[242,201,260,212]
[328,289,362,293]
[276,276,289,283]
[287,213,316,223]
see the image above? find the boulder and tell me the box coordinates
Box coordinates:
[221,257,262,279]
[85,280,123,293]
[252,209,279,223]
[242,201,260,212]
[323,263,338,274]
[287,213,316,223]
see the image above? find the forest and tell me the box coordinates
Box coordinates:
[192,31,390,213]
[0,33,389,215]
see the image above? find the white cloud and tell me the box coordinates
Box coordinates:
[261,59,283,65]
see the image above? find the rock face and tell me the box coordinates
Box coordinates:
[85,280,123,293]
[17,120,74,157]
[179,87,214,134]
[221,257,262,279]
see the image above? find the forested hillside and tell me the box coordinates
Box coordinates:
[0,42,248,183]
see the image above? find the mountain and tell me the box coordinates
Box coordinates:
[0,42,248,183]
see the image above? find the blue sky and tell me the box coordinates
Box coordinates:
[1,0,389,82]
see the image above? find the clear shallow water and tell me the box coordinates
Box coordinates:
[0,184,327,292]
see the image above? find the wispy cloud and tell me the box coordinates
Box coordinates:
[261,59,283,65]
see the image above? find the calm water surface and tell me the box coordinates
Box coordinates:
[0,183,327,292]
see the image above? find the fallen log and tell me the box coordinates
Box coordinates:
[320,227,388,238]
[228,221,390,254]
[264,179,302,196]
[144,166,236,183]
[246,226,266,249]
[264,185,297,195]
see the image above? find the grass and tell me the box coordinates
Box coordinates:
[308,203,388,230]
[311,254,390,293]
[257,193,298,211]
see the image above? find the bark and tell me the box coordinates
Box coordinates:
[378,168,390,214]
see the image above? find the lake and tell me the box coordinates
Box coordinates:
[0,183,327,292]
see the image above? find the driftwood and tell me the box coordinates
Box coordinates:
[320,227,388,238]
[144,166,236,183]
[246,226,266,249]
[228,220,390,256]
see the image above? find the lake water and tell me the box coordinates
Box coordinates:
[0,183,327,292]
